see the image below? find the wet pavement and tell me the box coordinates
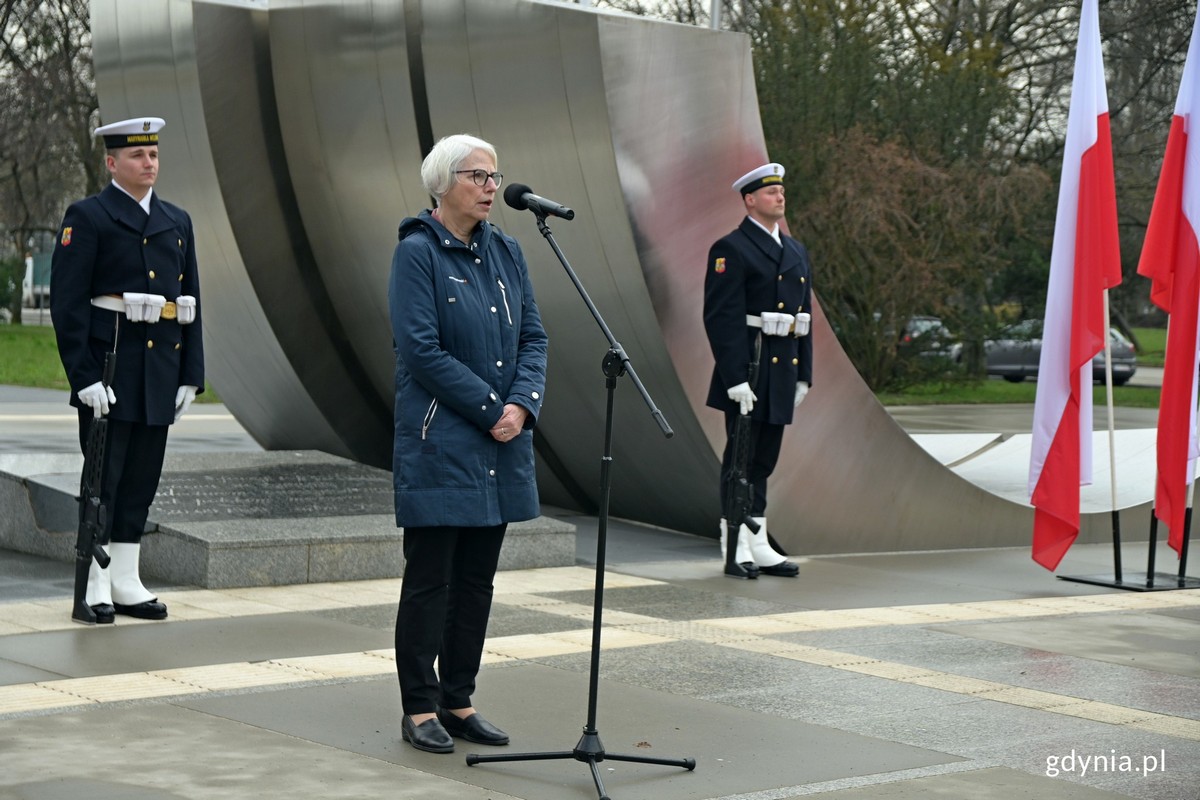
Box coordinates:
[2,383,1197,800]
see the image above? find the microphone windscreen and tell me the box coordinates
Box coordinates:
[503,182,532,210]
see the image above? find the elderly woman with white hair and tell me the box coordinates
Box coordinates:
[389,134,549,754]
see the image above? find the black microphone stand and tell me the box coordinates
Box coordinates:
[466,212,694,798]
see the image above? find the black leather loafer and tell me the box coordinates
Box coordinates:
[91,604,115,624]
[402,715,454,753]
[113,600,168,620]
[437,709,509,745]
[759,560,799,578]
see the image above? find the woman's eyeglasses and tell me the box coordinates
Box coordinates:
[455,169,504,188]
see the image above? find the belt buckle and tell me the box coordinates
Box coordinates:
[161,301,177,321]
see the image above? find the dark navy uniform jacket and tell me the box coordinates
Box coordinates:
[704,216,813,426]
[50,183,205,426]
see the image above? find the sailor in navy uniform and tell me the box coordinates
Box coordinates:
[51,116,204,622]
[704,163,812,577]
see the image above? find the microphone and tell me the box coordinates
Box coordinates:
[503,183,576,221]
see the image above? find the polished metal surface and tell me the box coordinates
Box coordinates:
[90,0,1126,554]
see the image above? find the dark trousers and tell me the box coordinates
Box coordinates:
[719,410,785,518]
[76,410,169,544]
[394,524,507,715]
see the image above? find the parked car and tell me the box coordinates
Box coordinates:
[974,319,1137,384]
[899,315,956,356]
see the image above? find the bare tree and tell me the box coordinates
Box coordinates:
[0,0,100,271]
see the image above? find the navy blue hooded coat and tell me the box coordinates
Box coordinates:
[389,211,548,528]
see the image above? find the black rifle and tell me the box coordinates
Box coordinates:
[724,332,762,579]
[71,350,116,625]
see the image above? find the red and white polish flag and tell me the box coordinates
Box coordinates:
[1029,0,1122,571]
[1137,4,1200,557]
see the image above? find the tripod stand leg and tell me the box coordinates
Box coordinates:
[604,751,697,769]
[585,757,611,800]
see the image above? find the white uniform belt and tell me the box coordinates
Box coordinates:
[90,295,125,313]
[90,294,179,321]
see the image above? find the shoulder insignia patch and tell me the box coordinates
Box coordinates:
[714,257,726,274]
[61,227,72,246]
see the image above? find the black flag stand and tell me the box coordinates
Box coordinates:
[466,214,694,798]
[1059,508,1200,591]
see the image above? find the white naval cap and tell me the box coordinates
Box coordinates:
[94,117,165,149]
[732,162,785,195]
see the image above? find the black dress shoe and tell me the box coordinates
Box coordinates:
[402,715,454,753]
[437,709,509,745]
[113,599,168,620]
[92,604,115,624]
[759,560,799,577]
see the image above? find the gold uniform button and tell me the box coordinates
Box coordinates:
[174,343,181,350]
[178,274,183,281]
[777,302,785,310]
[143,238,148,245]
[771,356,779,364]
[792,357,799,365]
[148,270,156,279]
[777,275,783,281]
[801,276,806,283]
[147,340,154,349]
[178,238,183,247]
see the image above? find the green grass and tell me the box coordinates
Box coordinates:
[1131,327,1165,368]
[876,378,1159,409]
[0,323,220,401]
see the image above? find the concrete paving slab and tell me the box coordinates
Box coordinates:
[804,766,1137,798]
[0,704,518,800]
[178,664,959,800]
[0,613,390,682]
[935,612,1200,679]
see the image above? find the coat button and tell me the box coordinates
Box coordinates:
[178,238,183,247]
[444,239,451,245]
[489,392,497,401]
[149,270,156,279]
[792,357,798,365]
[490,306,497,313]
[776,302,784,309]
[178,274,183,281]
[143,238,148,245]
[771,356,778,364]
[777,275,783,281]
[801,276,806,283]
[496,360,503,367]
[532,391,540,400]
[147,340,154,349]
[480,404,487,410]
[489,469,496,476]
[475,258,481,264]
[175,343,182,350]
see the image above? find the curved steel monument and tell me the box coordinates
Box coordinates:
[90,0,1137,555]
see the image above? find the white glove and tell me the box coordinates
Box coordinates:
[122,292,167,323]
[794,381,809,407]
[174,385,199,422]
[793,312,811,337]
[78,381,117,417]
[760,311,795,337]
[175,295,197,325]
[727,381,756,416]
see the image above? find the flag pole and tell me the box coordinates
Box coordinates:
[1102,290,1123,583]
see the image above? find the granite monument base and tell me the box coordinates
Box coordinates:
[0,451,575,589]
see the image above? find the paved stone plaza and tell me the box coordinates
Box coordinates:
[1,387,1197,799]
